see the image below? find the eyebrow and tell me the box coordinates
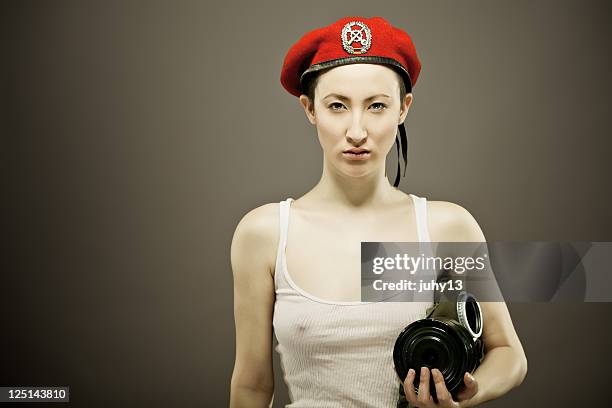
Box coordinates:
[322,93,391,101]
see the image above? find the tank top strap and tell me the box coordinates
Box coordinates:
[275,198,294,285]
[410,194,437,302]
[410,194,431,242]
[278,198,294,250]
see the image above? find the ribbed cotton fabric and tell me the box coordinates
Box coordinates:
[273,194,435,407]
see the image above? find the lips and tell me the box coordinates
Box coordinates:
[342,148,371,161]
[344,148,370,154]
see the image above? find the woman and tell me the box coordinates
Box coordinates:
[230,16,527,408]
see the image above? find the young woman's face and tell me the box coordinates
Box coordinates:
[299,63,412,180]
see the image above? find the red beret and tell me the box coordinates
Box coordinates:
[280,16,421,98]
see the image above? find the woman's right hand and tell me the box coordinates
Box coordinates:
[402,367,479,408]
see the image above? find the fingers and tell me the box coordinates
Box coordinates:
[418,367,432,404]
[456,372,479,401]
[404,368,476,407]
[403,368,419,406]
[405,367,463,407]
[431,368,454,407]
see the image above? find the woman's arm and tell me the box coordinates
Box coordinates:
[460,302,528,407]
[229,204,279,408]
[430,202,528,407]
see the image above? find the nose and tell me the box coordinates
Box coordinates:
[346,114,367,144]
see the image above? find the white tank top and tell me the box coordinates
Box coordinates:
[273,194,435,407]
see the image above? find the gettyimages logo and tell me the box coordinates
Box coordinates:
[371,253,488,275]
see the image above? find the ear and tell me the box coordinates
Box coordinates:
[299,94,316,125]
[399,93,413,125]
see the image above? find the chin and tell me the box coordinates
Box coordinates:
[340,166,375,179]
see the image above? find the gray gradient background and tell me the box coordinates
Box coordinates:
[2,1,611,407]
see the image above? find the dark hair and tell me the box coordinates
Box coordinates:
[301,65,410,188]
[303,66,407,109]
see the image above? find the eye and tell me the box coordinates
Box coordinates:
[370,102,387,111]
[328,102,346,111]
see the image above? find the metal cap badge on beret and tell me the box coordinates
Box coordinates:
[280,16,421,97]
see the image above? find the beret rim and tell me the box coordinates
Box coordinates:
[298,56,413,96]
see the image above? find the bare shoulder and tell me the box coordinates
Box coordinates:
[426,200,486,242]
[232,202,279,241]
[230,202,280,278]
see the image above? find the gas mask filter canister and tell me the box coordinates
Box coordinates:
[393,290,484,405]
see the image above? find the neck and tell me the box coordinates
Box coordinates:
[308,157,398,210]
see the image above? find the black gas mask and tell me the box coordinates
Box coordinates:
[393,289,484,407]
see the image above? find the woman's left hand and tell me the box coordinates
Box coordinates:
[403,367,479,408]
